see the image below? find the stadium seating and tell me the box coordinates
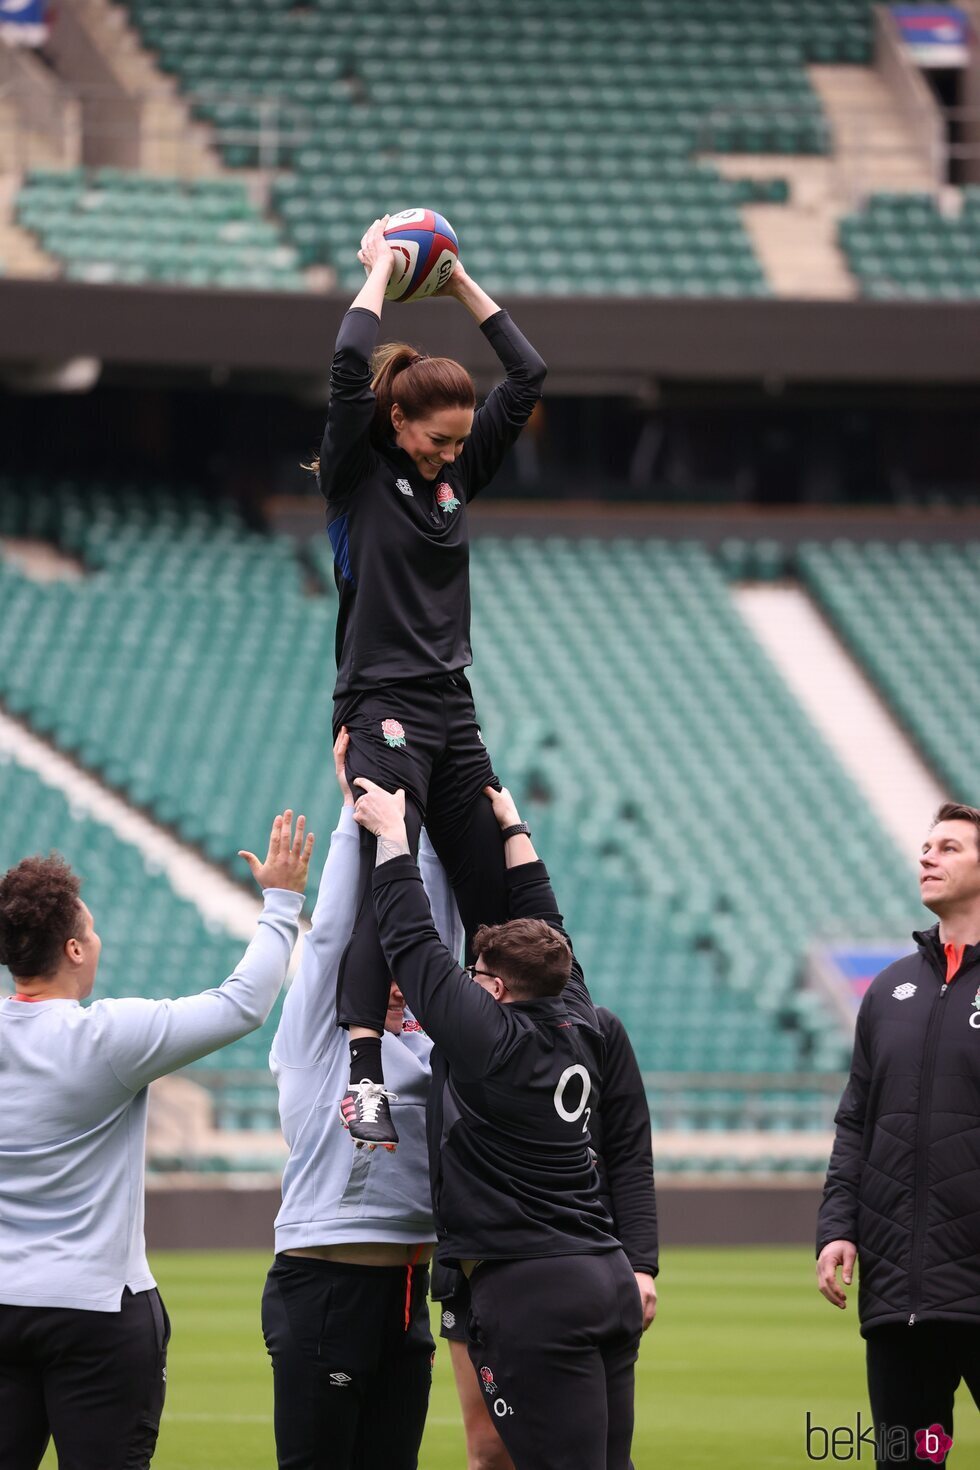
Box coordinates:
[839,190,980,301]
[0,476,340,879]
[117,0,874,295]
[14,168,305,289]
[0,753,277,1130]
[0,480,927,1156]
[798,539,980,798]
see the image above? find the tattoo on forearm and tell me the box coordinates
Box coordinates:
[376,835,410,866]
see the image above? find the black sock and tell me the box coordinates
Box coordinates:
[348,1037,384,1087]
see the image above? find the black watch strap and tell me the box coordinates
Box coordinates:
[501,822,531,841]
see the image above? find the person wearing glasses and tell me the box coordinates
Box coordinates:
[431,998,658,1470]
[351,775,644,1470]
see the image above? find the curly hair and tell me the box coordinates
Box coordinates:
[471,917,572,1000]
[0,854,83,979]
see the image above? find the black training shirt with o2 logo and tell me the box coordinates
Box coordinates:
[373,853,622,1266]
[318,306,546,697]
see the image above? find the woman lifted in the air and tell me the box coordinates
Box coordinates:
[313,214,547,1146]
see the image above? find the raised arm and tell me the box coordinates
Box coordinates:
[103,812,314,1092]
[317,218,395,502]
[352,780,513,1075]
[816,999,871,1309]
[482,784,598,1029]
[440,262,546,502]
[272,733,361,1067]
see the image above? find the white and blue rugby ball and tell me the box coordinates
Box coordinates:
[383,208,459,302]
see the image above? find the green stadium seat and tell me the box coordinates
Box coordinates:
[1,477,918,1129]
[799,540,980,797]
[107,0,877,297]
[14,170,305,292]
[839,190,980,299]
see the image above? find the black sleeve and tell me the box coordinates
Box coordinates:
[317,308,381,503]
[816,999,871,1255]
[372,855,514,1078]
[597,1010,659,1277]
[504,859,597,1031]
[457,310,546,503]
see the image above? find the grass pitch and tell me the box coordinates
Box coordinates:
[41,1247,980,1469]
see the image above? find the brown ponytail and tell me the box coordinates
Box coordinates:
[304,341,476,476]
[369,342,475,448]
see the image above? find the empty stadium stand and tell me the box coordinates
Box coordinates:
[0,480,929,1161]
[0,753,274,1132]
[14,167,305,289]
[116,0,876,296]
[839,189,980,300]
[799,539,980,798]
[0,476,339,874]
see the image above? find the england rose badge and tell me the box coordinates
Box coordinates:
[381,719,406,748]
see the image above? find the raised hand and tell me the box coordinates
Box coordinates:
[433,260,502,325]
[483,784,522,831]
[239,810,314,894]
[357,215,395,280]
[334,728,353,807]
[352,777,406,840]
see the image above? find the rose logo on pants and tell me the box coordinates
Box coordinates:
[381,719,406,748]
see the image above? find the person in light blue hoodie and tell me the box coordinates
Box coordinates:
[262,729,462,1470]
[0,807,313,1470]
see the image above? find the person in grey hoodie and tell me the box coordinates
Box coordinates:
[262,730,461,1470]
[0,807,313,1470]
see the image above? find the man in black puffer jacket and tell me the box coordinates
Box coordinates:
[817,802,980,1468]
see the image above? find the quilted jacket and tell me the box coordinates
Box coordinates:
[817,926,980,1335]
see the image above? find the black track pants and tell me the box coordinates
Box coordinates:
[0,1287,169,1470]
[865,1322,980,1468]
[334,673,507,1032]
[465,1252,643,1470]
[262,1255,435,1470]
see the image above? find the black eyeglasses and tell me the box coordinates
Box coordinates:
[464,963,497,982]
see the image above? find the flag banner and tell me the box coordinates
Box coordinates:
[0,0,48,47]
[820,942,910,1014]
[890,4,970,66]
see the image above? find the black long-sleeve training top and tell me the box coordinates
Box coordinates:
[592,1007,659,1278]
[318,306,546,697]
[372,853,621,1265]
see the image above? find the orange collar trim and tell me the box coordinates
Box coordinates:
[944,942,966,983]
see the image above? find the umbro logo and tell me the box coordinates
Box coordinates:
[329,1371,352,1387]
[442,1310,456,1330]
[395,478,414,497]
[893,983,917,1001]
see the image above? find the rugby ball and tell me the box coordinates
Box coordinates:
[383,208,459,303]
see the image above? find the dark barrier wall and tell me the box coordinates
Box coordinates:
[144,1184,822,1251]
[2,279,980,387]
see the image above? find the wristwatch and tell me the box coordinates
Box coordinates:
[501,822,531,841]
